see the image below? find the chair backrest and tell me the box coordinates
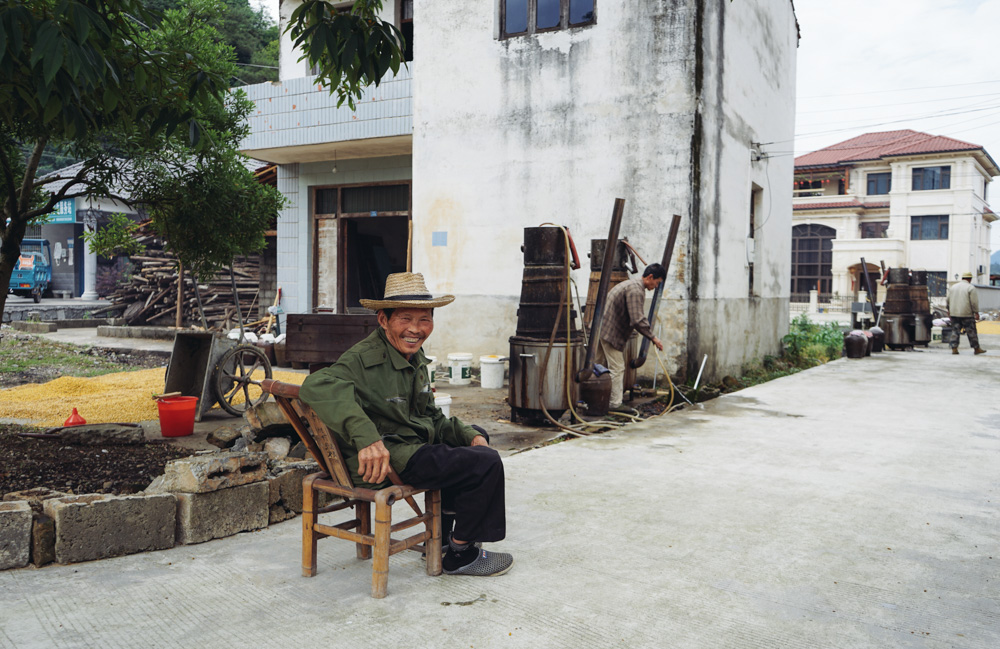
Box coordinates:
[260,379,353,488]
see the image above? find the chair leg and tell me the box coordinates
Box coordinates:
[372,493,392,599]
[356,502,372,560]
[301,476,319,577]
[425,490,442,576]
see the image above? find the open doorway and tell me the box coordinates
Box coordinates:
[312,181,411,313]
[341,215,409,312]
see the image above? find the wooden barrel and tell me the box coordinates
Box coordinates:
[515,266,577,339]
[584,269,630,328]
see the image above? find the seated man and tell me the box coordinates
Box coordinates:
[300,272,513,576]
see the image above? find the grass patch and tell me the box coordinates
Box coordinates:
[0,335,151,380]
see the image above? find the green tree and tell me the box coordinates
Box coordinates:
[0,0,278,316]
[286,0,405,109]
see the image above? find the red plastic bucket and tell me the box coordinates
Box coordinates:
[157,396,198,437]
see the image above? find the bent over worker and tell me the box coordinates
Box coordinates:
[596,263,666,413]
[946,271,986,355]
[299,272,513,577]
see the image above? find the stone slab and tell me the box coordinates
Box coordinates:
[154,451,267,494]
[31,514,55,568]
[43,493,176,564]
[3,488,71,514]
[11,321,57,333]
[174,481,269,545]
[0,501,32,570]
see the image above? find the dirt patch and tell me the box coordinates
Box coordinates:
[0,423,190,496]
[0,332,165,389]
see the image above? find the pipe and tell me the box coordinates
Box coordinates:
[631,214,683,368]
[576,198,625,382]
[859,257,878,327]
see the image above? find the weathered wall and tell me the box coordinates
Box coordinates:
[414,1,699,369]
[687,0,797,380]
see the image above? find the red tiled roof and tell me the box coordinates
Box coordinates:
[795,130,984,168]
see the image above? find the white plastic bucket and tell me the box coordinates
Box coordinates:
[434,392,452,417]
[426,356,438,387]
[447,353,473,385]
[479,355,506,389]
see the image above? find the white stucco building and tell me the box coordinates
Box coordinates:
[792,130,998,301]
[240,0,799,381]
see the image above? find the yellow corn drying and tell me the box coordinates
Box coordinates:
[0,368,306,426]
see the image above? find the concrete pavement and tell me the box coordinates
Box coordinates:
[1,339,998,648]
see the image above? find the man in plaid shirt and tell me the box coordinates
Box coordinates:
[596,263,666,412]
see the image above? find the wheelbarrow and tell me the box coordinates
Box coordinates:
[163,332,273,421]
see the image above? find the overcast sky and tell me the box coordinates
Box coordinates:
[252,1,1000,252]
[793,0,1000,252]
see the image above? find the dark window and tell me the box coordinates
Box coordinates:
[501,0,594,37]
[401,0,413,62]
[910,215,949,240]
[912,166,950,191]
[867,172,891,195]
[790,224,835,295]
[926,272,947,298]
[341,184,409,214]
[316,188,338,214]
[860,221,888,239]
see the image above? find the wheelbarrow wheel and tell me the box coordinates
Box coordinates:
[213,345,272,417]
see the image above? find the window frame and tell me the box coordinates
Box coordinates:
[911,166,951,191]
[909,215,949,241]
[860,221,889,239]
[866,172,891,196]
[499,0,596,39]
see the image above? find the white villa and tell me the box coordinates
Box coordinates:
[792,130,998,301]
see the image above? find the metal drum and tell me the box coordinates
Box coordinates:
[522,227,570,266]
[882,314,913,349]
[588,239,630,272]
[508,336,584,421]
[909,269,927,286]
[887,267,910,285]
[912,313,932,345]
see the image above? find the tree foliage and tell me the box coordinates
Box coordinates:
[0,0,280,315]
[286,0,405,110]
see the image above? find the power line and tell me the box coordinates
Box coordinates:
[798,79,1000,100]
[797,92,1000,115]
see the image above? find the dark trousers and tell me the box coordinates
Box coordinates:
[400,444,506,543]
[950,316,980,349]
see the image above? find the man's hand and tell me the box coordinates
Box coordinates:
[471,435,490,447]
[653,337,664,351]
[358,440,391,484]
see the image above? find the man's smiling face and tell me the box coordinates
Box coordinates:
[378,308,434,359]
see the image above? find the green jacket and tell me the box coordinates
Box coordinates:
[299,328,480,489]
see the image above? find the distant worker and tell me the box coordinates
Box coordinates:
[596,263,666,414]
[946,271,986,355]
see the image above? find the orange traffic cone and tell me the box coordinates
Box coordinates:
[64,408,86,427]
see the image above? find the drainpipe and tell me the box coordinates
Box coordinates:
[631,214,683,368]
[576,198,625,382]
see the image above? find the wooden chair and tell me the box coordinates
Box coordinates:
[261,379,442,598]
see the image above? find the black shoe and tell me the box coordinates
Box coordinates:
[443,545,514,576]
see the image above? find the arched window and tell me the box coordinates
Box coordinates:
[791,224,836,297]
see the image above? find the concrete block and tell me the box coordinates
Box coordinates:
[155,451,267,493]
[11,321,57,333]
[0,501,32,570]
[31,513,55,568]
[267,460,333,524]
[43,493,176,564]
[175,482,269,545]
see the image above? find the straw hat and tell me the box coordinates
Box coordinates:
[961,271,973,279]
[359,272,455,311]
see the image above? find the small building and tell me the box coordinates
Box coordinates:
[240,0,799,381]
[792,130,998,303]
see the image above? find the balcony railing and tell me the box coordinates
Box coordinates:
[789,294,852,313]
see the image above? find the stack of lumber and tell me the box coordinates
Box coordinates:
[94,229,261,330]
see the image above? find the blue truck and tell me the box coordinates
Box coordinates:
[8,239,52,303]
